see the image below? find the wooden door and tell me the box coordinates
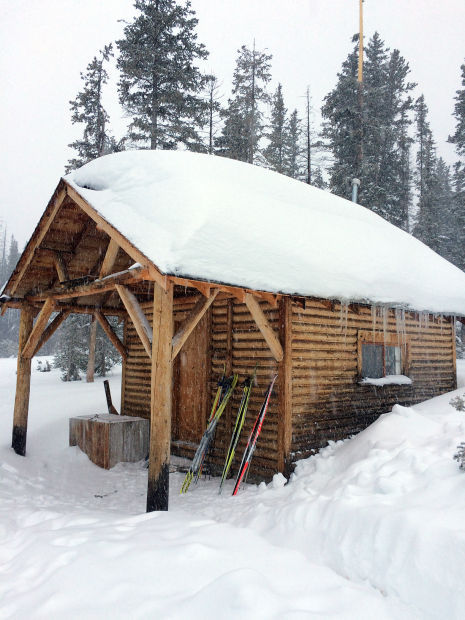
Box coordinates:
[172,313,208,444]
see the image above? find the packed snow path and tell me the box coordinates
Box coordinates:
[1,358,465,618]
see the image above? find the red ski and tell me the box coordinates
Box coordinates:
[232,374,278,495]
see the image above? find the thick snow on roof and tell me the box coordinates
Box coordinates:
[67,150,465,314]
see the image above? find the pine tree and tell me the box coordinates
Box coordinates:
[285,109,303,180]
[434,158,455,262]
[264,84,287,173]
[321,41,359,199]
[312,167,327,190]
[94,319,123,376]
[54,315,89,381]
[413,95,440,251]
[117,0,209,150]
[322,33,414,227]
[449,61,465,161]
[448,61,465,271]
[6,235,19,277]
[216,43,272,164]
[67,44,116,172]
[204,75,222,155]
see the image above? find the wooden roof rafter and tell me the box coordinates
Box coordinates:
[65,183,168,292]
[6,183,67,301]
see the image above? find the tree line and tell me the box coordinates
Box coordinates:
[67,1,465,271]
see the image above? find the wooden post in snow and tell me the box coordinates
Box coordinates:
[86,314,98,383]
[12,305,36,455]
[147,280,173,512]
[278,296,293,475]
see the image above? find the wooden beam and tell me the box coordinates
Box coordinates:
[3,298,126,317]
[27,265,150,302]
[147,281,174,512]
[53,251,69,283]
[172,289,219,361]
[22,298,56,359]
[170,275,279,307]
[12,306,36,455]
[115,284,152,358]
[65,183,167,291]
[244,293,284,362]
[32,309,70,357]
[278,297,293,474]
[99,238,120,278]
[95,310,127,360]
[9,187,66,297]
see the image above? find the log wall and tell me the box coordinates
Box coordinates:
[209,298,280,482]
[121,294,456,483]
[290,299,456,461]
[121,296,203,421]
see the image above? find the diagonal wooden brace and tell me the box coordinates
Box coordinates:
[22,298,56,359]
[244,293,284,362]
[171,289,219,361]
[116,284,152,358]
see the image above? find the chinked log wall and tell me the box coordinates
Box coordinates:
[121,294,456,480]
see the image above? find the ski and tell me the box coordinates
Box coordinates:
[232,374,278,496]
[219,368,256,494]
[180,373,238,494]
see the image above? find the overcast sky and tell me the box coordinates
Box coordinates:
[1,0,464,248]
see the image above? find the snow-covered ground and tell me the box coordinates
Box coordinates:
[1,357,465,619]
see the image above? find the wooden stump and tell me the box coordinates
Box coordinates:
[69,414,149,469]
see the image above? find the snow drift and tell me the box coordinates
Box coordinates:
[1,359,465,617]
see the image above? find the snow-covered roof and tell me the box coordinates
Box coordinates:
[66,150,465,315]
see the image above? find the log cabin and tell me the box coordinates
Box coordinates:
[2,150,465,511]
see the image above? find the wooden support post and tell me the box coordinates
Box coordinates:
[21,298,55,359]
[12,306,36,455]
[171,289,219,361]
[147,281,173,512]
[116,284,153,358]
[244,293,284,362]
[86,314,98,383]
[278,297,293,475]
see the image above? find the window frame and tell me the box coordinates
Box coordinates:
[357,330,410,380]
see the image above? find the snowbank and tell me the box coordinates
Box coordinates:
[66,150,465,315]
[2,358,465,617]
[0,359,412,619]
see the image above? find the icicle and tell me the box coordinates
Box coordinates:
[382,306,388,343]
[339,300,348,338]
[371,304,377,337]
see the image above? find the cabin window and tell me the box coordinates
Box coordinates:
[361,343,401,378]
[358,330,409,380]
